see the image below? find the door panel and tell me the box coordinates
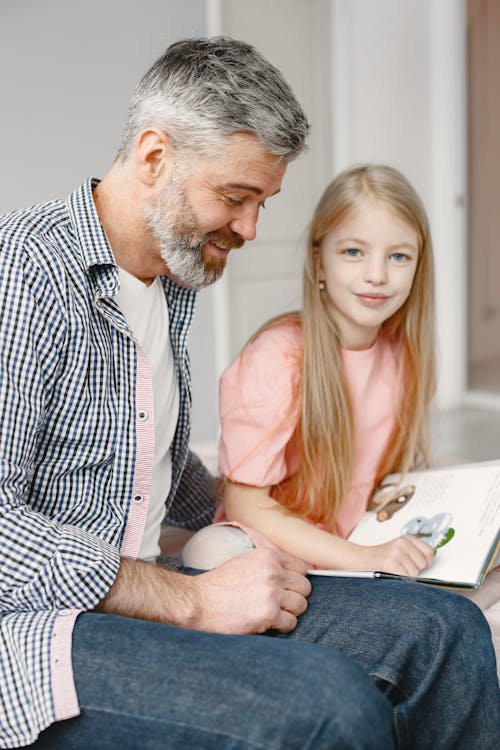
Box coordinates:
[468,0,500,374]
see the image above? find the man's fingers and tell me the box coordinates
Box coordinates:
[276,549,309,576]
[283,568,312,598]
[272,610,299,633]
[257,547,312,595]
[280,588,309,618]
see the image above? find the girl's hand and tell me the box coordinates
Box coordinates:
[357,535,434,577]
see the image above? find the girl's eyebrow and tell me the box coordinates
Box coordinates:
[335,236,418,252]
[335,236,368,246]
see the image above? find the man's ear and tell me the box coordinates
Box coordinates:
[135,128,173,186]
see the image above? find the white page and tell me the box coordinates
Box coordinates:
[348,463,500,586]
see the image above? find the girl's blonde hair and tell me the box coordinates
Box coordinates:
[244,164,436,531]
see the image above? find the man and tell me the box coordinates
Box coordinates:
[0,37,498,749]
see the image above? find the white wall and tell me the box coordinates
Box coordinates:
[331,0,431,198]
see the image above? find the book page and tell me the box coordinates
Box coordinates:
[348,462,500,586]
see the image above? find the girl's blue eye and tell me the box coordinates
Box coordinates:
[344,248,361,257]
[391,252,408,262]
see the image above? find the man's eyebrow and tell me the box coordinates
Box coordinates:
[220,182,281,197]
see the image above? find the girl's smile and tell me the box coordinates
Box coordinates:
[354,292,391,306]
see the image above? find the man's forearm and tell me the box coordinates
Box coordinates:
[95,557,199,627]
[96,549,311,636]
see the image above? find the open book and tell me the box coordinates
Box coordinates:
[310,460,500,589]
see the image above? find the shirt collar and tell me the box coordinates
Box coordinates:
[66,178,116,272]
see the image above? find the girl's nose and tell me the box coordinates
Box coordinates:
[363,258,388,285]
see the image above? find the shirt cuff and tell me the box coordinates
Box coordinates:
[50,609,81,721]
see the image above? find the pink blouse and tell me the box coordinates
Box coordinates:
[218,324,400,538]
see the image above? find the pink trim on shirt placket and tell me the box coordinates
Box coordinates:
[52,351,154,722]
[121,346,155,558]
[51,609,81,721]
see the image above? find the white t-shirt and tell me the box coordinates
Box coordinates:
[116,267,180,560]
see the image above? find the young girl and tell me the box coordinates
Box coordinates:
[183,164,436,576]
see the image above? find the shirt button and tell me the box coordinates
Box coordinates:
[133,493,144,504]
[137,410,149,421]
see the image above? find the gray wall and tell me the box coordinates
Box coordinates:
[0,0,217,443]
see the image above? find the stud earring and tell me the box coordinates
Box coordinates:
[318,280,325,291]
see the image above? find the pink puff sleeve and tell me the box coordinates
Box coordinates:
[218,325,302,487]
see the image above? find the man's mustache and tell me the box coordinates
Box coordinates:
[202,229,245,251]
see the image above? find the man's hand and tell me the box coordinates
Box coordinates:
[185,548,311,634]
[96,548,311,635]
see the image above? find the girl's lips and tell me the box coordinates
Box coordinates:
[355,293,390,306]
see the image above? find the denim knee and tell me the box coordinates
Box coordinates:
[282,645,395,750]
[410,587,493,661]
[431,590,497,672]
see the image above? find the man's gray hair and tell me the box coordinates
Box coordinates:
[117,36,309,162]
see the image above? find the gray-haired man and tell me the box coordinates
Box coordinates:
[0,37,498,749]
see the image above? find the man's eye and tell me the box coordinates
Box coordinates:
[225,196,243,206]
[259,200,266,210]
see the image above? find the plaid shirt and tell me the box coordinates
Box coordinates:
[0,179,215,747]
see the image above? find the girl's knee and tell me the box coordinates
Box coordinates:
[181,525,255,569]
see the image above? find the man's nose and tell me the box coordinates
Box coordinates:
[229,206,258,242]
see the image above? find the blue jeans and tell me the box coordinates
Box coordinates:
[31,611,394,749]
[29,577,500,749]
[277,577,500,748]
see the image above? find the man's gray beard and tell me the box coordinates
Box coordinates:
[160,234,223,290]
[144,186,224,290]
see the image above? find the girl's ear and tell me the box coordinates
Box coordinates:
[313,244,326,282]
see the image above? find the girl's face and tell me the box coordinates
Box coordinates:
[318,197,419,349]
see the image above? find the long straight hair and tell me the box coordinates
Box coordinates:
[245,165,436,531]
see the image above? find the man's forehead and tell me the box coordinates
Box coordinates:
[205,132,287,183]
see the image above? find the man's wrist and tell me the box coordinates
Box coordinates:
[96,557,203,628]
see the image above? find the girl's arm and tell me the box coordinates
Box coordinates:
[224,481,434,577]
